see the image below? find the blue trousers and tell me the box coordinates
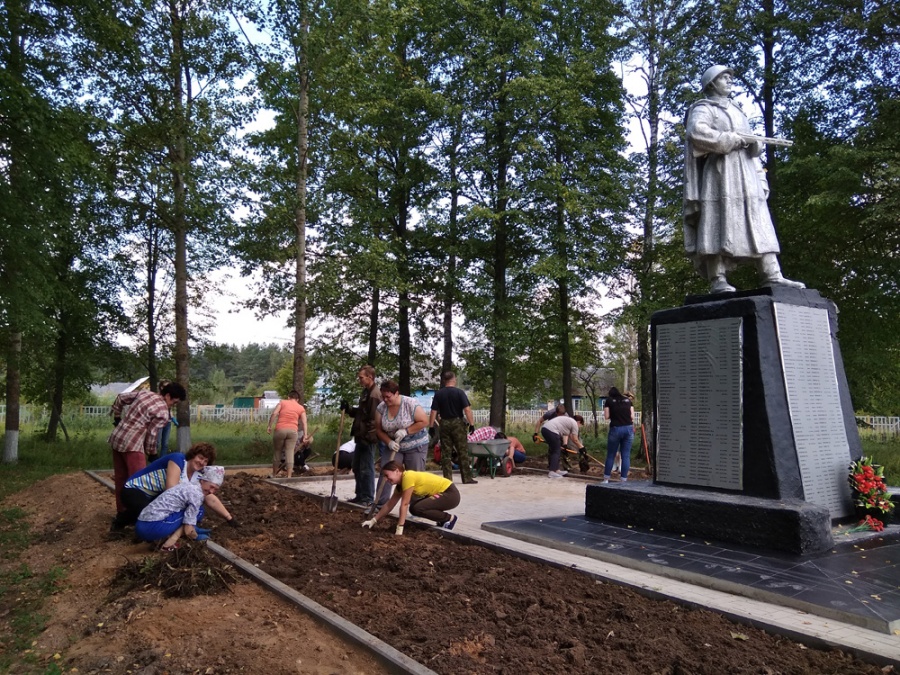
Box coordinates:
[604,425,634,478]
[136,506,205,542]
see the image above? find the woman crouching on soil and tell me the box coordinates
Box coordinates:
[112,442,237,532]
[136,465,226,550]
[362,461,460,535]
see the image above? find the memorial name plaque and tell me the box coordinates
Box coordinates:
[774,303,852,518]
[656,317,743,490]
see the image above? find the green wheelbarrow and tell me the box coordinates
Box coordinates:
[468,439,513,479]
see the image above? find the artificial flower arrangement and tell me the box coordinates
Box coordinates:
[848,456,894,531]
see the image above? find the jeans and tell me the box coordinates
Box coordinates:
[542,428,562,471]
[352,440,377,502]
[604,425,634,478]
[158,420,172,455]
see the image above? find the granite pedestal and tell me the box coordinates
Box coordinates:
[586,287,861,555]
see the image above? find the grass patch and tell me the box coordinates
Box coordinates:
[0,507,31,560]
[0,504,67,673]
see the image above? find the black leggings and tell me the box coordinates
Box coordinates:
[409,484,460,525]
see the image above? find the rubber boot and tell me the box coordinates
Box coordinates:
[758,254,805,289]
[708,256,735,293]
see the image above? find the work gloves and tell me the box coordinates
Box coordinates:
[468,424,475,434]
[389,441,401,452]
[428,426,436,438]
[361,518,377,529]
[393,429,408,442]
[339,400,350,412]
[395,525,404,536]
[227,518,240,528]
[113,417,121,427]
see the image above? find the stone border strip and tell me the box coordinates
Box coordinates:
[83,470,437,675]
[207,541,438,675]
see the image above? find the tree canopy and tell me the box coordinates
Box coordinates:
[1,0,897,456]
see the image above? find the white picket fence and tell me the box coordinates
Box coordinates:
[0,405,896,437]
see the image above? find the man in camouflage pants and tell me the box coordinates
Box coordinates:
[428,371,477,484]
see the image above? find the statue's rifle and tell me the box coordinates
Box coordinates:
[738,133,793,148]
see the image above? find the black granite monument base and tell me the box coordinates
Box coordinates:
[585,482,834,555]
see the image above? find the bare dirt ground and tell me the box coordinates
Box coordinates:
[0,474,386,675]
[2,471,893,675]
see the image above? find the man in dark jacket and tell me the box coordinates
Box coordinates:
[341,365,381,505]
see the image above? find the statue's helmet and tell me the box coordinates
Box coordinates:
[700,65,734,91]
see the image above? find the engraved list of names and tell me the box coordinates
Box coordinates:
[656,318,743,490]
[774,304,851,518]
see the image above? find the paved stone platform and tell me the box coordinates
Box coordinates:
[285,469,900,663]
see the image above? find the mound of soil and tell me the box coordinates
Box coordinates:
[216,473,885,675]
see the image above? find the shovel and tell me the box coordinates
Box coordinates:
[322,411,345,514]
[364,447,397,518]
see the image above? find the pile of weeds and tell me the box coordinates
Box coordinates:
[111,541,240,599]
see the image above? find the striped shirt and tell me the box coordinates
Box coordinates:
[108,390,171,455]
[124,453,187,496]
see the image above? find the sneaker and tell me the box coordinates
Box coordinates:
[620,477,628,482]
[558,470,568,476]
[462,479,478,485]
[348,497,373,506]
[442,514,458,530]
[548,471,563,478]
[601,477,610,484]
[302,464,311,473]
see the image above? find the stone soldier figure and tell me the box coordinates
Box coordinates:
[684,65,804,293]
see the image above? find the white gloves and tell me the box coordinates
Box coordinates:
[361,518,377,529]
[389,440,400,452]
[393,429,408,442]
[395,525,404,536]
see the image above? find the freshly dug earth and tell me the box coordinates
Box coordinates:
[1,471,890,675]
[217,473,888,675]
[0,474,386,675]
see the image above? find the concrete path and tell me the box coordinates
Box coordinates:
[284,470,900,664]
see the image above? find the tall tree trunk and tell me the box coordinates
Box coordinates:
[396,189,411,395]
[635,31,661,460]
[367,286,379,366]
[489,123,509,429]
[146,226,159,391]
[292,11,309,398]
[3,332,22,463]
[170,0,190,449]
[46,322,68,441]
[554,140,573,414]
[441,133,461,374]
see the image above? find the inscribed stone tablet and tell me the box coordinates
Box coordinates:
[774,304,852,518]
[656,318,743,490]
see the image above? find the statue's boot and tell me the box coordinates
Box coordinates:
[709,257,736,293]
[759,254,805,289]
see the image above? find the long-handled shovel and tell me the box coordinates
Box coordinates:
[364,447,397,518]
[641,423,652,473]
[322,412,345,514]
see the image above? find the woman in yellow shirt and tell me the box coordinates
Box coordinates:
[362,461,460,534]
